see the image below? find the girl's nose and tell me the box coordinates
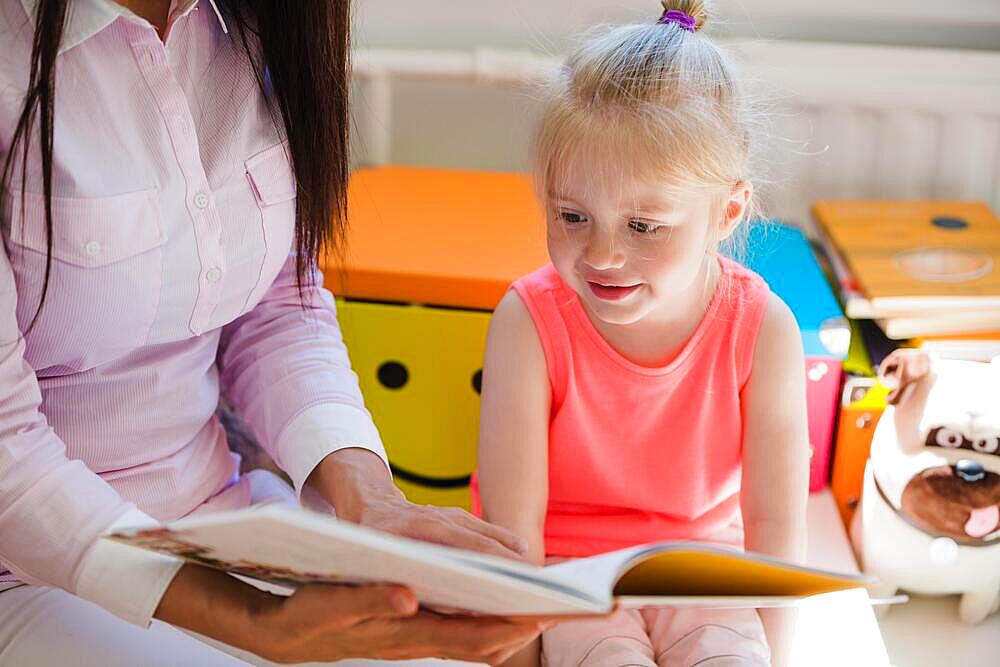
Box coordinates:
[583,230,626,271]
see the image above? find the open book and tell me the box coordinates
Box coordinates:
[109,505,874,615]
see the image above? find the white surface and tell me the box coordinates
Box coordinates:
[880,595,1000,667]
[805,491,1000,667]
[789,588,890,667]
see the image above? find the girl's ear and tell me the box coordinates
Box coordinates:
[719,180,752,241]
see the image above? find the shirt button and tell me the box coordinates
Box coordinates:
[205,267,222,283]
[84,240,102,256]
[193,192,210,209]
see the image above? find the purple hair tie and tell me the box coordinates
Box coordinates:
[658,9,697,32]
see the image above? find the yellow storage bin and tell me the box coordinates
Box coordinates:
[335,298,491,509]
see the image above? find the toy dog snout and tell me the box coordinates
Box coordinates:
[900,461,1000,543]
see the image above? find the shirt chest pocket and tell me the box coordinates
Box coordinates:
[242,140,296,310]
[5,189,165,374]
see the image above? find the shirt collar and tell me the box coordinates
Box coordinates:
[19,0,229,54]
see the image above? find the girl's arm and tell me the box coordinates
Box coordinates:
[477,290,552,667]
[740,293,810,667]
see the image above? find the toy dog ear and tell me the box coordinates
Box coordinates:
[879,349,933,406]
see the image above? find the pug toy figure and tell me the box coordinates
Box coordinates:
[852,350,1000,624]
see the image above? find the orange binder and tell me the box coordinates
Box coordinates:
[830,378,890,528]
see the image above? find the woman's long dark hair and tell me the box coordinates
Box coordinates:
[1,0,351,328]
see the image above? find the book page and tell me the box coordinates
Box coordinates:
[110,506,608,615]
[615,595,843,609]
[542,543,872,607]
[541,547,651,603]
[611,543,870,598]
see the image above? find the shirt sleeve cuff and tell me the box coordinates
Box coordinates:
[275,402,390,497]
[75,508,184,628]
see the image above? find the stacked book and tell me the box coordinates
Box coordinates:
[814,200,1000,529]
[812,200,1000,363]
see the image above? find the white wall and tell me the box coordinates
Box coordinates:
[354,0,1000,52]
[348,1,1000,229]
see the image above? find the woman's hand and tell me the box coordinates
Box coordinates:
[157,564,549,665]
[355,494,528,559]
[254,581,549,664]
[308,448,528,559]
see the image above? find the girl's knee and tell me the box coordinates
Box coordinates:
[655,623,771,667]
[690,656,770,667]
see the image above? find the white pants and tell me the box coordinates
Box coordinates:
[0,583,248,666]
[0,582,481,667]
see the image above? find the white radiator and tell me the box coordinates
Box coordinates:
[349,40,1000,229]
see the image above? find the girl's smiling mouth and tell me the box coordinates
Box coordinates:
[586,281,643,301]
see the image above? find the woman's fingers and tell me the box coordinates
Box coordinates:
[354,496,531,560]
[441,506,530,556]
[267,589,565,664]
[404,505,528,559]
[382,612,547,662]
[414,516,525,560]
[289,583,418,626]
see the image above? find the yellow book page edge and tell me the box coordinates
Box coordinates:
[613,548,870,598]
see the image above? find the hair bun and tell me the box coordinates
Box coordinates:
[659,0,709,31]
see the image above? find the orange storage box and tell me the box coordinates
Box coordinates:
[325,166,548,309]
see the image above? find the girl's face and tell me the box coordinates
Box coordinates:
[546,159,747,327]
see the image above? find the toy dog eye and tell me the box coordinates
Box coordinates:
[972,437,999,454]
[935,428,964,448]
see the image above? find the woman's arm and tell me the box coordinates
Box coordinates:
[216,255,390,502]
[477,290,553,667]
[740,293,810,667]
[218,255,526,558]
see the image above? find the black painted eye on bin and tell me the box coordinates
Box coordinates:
[472,369,482,395]
[377,361,409,389]
[931,216,968,230]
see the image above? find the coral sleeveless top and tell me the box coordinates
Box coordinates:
[514,258,770,557]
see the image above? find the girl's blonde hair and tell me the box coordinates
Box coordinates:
[534,0,762,257]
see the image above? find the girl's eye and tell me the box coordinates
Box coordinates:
[628,220,661,235]
[558,210,587,225]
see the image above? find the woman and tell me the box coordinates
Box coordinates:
[0,0,549,663]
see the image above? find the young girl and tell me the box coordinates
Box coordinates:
[476,1,810,665]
